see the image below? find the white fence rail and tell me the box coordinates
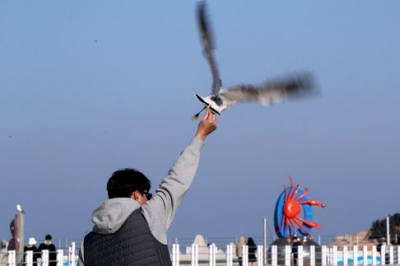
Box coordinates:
[0,242,77,266]
[169,244,400,266]
[2,242,400,266]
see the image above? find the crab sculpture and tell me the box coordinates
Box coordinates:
[274,176,326,239]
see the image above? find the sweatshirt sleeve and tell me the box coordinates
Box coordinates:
[141,136,204,244]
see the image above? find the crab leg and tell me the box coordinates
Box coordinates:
[285,217,291,238]
[297,217,323,229]
[294,188,309,201]
[288,218,298,237]
[293,218,312,236]
[299,199,326,207]
[276,212,286,234]
[283,185,289,202]
[291,184,301,200]
[287,176,295,200]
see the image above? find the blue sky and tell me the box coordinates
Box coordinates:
[1,1,399,245]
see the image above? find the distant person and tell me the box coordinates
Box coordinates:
[236,236,246,266]
[7,238,17,251]
[8,217,19,252]
[379,238,388,264]
[0,240,8,264]
[24,237,39,266]
[247,237,257,266]
[38,234,57,266]
[377,238,385,255]
[78,110,217,266]
[292,235,302,266]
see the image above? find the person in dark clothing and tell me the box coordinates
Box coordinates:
[292,235,302,266]
[24,237,39,266]
[38,234,57,266]
[247,237,257,266]
[377,238,388,264]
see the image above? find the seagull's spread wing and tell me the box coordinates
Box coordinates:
[218,72,316,110]
[197,2,222,96]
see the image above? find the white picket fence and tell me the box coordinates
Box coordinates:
[170,244,400,266]
[0,242,76,266]
[3,242,400,266]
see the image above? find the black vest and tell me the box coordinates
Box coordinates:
[84,208,172,266]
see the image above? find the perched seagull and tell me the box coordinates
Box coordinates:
[16,204,24,213]
[192,2,317,120]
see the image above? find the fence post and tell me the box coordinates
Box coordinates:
[257,245,263,266]
[285,244,291,266]
[191,244,198,266]
[372,245,377,266]
[343,246,348,266]
[226,244,233,266]
[209,243,216,266]
[326,247,331,265]
[353,246,358,266]
[389,245,393,265]
[362,246,367,266]
[298,245,304,266]
[381,244,386,266]
[57,249,64,266]
[8,250,16,266]
[25,250,33,266]
[208,243,212,266]
[42,249,49,266]
[333,246,338,266]
[271,245,277,266]
[310,245,315,266]
[171,244,175,266]
[172,243,179,266]
[321,246,327,266]
[225,244,230,266]
[242,245,248,266]
[68,242,75,266]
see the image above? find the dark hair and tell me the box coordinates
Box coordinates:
[247,237,256,246]
[45,234,52,240]
[107,168,151,199]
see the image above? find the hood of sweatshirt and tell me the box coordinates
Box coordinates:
[91,198,140,234]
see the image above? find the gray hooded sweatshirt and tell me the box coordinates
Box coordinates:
[78,136,204,265]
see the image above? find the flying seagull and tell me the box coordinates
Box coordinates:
[192,2,317,120]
